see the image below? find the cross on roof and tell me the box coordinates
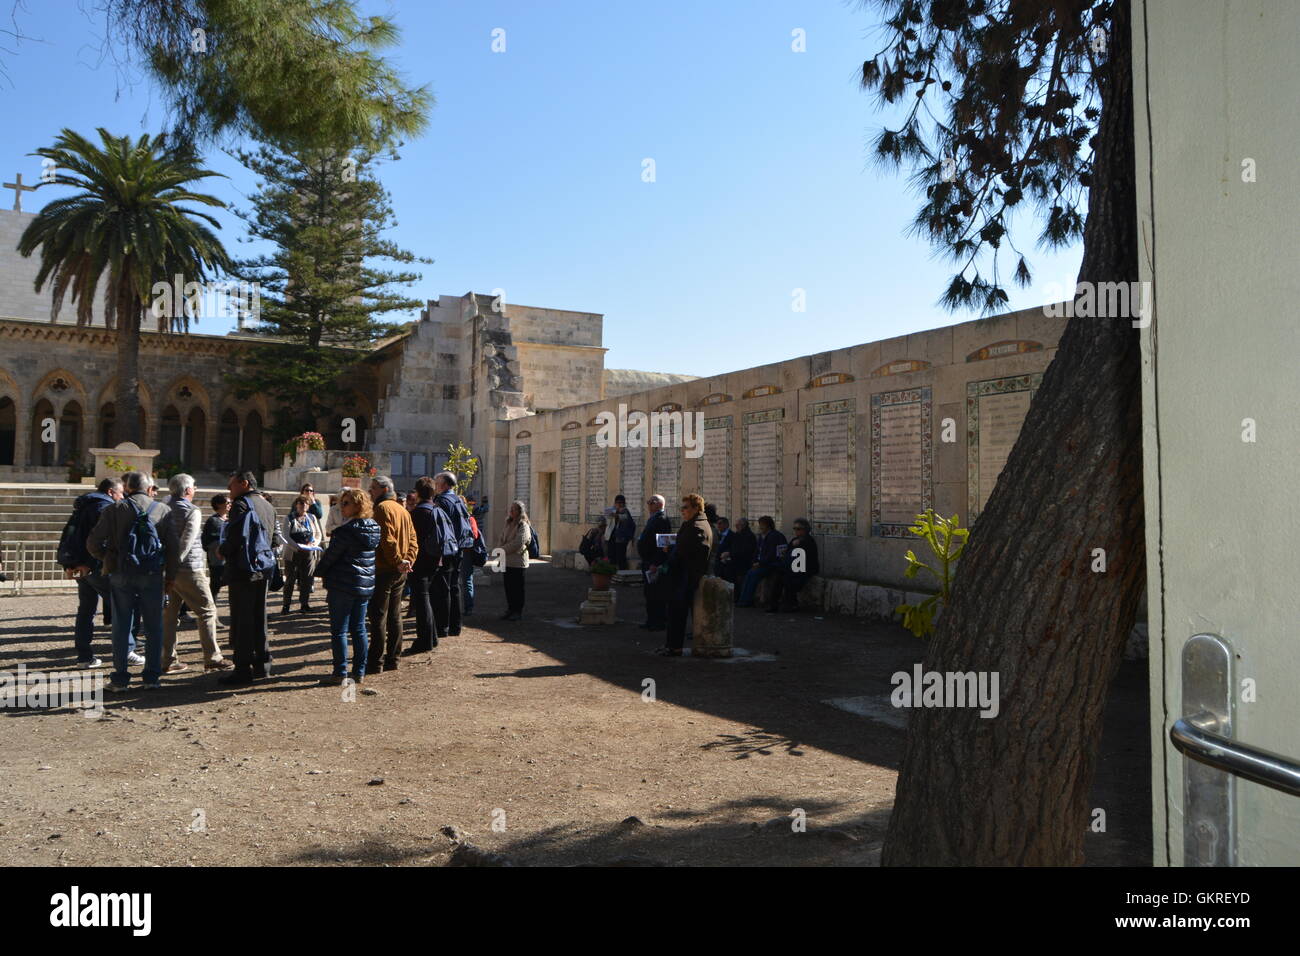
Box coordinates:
[3,173,37,213]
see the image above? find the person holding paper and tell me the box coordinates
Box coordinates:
[637,495,673,631]
[656,494,713,656]
[282,494,324,614]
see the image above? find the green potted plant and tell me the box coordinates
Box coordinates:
[590,558,617,590]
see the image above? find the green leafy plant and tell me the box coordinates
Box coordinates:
[896,509,969,639]
[590,559,617,576]
[445,441,479,489]
[153,460,184,481]
[104,456,128,473]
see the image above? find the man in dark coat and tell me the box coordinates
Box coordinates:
[736,515,786,607]
[657,494,713,656]
[406,475,457,653]
[606,494,637,570]
[637,494,673,630]
[64,477,123,667]
[218,471,279,685]
[711,516,731,579]
[431,471,475,637]
[769,518,820,612]
[722,517,757,602]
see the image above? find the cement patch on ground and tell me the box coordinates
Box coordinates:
[822,695,908,730]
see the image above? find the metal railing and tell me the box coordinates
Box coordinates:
[0,542,78,596]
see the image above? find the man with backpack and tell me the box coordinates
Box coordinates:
[218,471,280,685]
[60,477,123,668]
[431,471,477,638]
[406,475,456,654]
[86,471,171,690]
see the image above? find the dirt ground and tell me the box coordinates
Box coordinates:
[0,563,1150,866]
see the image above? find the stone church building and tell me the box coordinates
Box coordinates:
[0,207,695,486]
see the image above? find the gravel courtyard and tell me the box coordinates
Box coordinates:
[0,563,1149,866]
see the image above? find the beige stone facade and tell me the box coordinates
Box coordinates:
[495,305,1067,590]
[3,204,1069,594]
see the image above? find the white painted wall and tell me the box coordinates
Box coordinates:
[1136,0,1300,865]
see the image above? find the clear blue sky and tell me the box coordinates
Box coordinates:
[1,0,1080,378]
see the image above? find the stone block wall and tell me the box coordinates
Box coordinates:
[501,304,1069,590]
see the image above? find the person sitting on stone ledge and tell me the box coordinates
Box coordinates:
[718,516,756,599]
[768,518,819,614]
[736,515,786,608]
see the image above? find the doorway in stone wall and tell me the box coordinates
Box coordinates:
[535,472,554,556]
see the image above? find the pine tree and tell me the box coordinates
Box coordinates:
[227,142,428,438]
[98,0,431,149]
[859,0,1145,865]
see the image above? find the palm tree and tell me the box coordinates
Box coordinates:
[18,128,232,445]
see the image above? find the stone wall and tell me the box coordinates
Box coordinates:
[500,305,1068,590]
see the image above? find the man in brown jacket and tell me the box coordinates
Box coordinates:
[367,475,418,672]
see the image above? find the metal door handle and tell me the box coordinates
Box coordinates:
[1171,712,1300,798]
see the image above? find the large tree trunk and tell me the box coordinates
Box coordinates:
[882,0,1145,866]
[113,306,144,446]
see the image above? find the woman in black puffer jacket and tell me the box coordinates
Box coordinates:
[313,489,381,685]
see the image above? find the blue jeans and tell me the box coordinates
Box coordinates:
[75,571,111,661]
[109,571,164,686]
[461,551,476,613]
[738,566,776,606]
[327,590,370,678]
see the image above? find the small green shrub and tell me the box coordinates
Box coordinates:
[895,509,969,639]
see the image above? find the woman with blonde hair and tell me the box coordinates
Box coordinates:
[496,500,532,621]
[313,488,380,684]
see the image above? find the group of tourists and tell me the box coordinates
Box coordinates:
[581,493,821,657]
[57,469,531,690]
[47,463,817,680]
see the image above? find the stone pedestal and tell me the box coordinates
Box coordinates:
[578,587,616,625]
[614,570,643,587]
[692,576,734,657]
[90,442,158,481]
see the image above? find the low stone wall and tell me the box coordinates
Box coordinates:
[547,549,1149,659]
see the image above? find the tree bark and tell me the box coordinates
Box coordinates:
[882,0,1145,866]
[113,302,144,446]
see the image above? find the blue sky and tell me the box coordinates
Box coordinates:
[1,0,1080,377]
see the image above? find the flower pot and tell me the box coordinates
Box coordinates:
[591,573,613,590]
[342,476,361,489]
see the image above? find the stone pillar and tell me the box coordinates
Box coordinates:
[578,587,617,625]
[691,576,733,657]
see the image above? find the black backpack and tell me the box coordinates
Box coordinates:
[56,497,88,569]
[467,522,489,567]
[527,526,540,559]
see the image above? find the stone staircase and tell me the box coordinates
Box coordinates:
[0,483,303,595]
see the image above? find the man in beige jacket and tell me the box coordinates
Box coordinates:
[161,474,233,673]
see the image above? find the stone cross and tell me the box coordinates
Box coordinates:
[3,173,37,213]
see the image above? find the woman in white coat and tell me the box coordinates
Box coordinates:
[496,500,531,620]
